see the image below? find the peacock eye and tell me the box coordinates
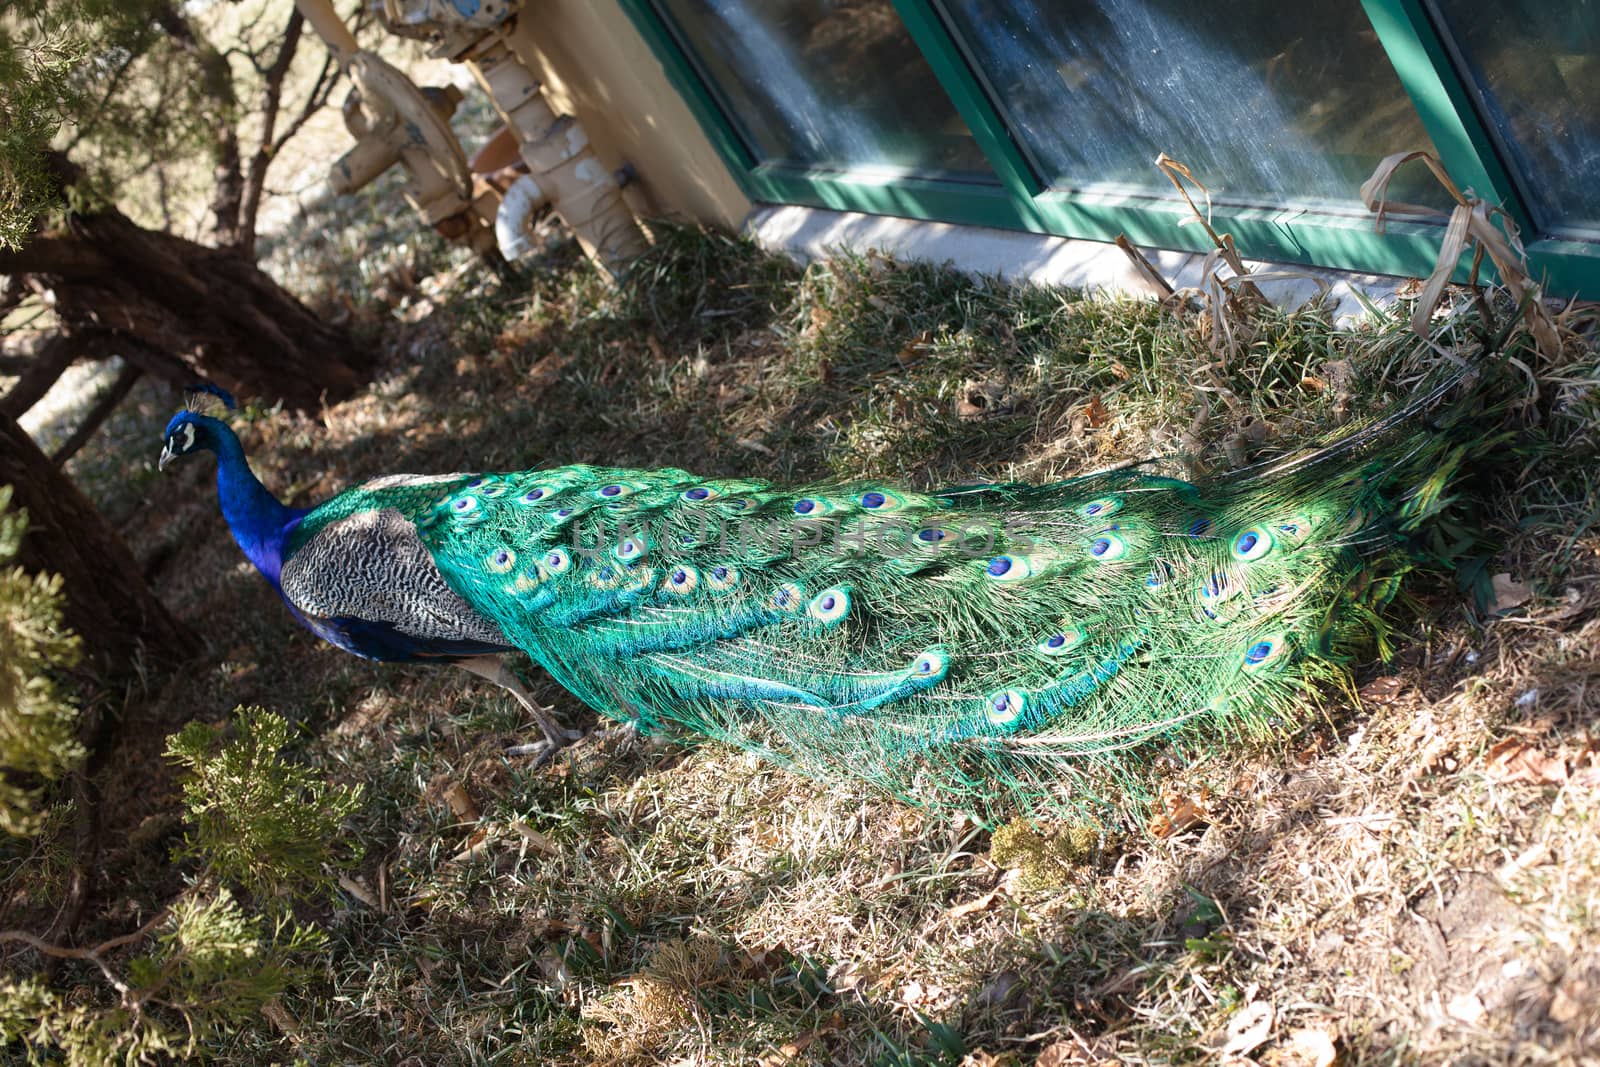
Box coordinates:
[1274,513,1319,546]
[1080,496,1123,518]
[984,689,1026,727]
[1231,526,1274,562]
[910,647,948,679]
[985,554,1033,581]
[589,564,626,590]
[664,565,699,594]
[806,586,851,625]
[1035,626,1086,657]
[855,488,908,511]
[1241,632,1291,673]
[1087,531,1129,561]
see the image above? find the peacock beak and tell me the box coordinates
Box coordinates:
[158,442,175,471]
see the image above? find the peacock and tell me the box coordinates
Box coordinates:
[159,360,1501,817]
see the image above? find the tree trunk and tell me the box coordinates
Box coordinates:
[0,204,371,411]
[0,409,189,671]
[50,364,143,466]
[0,335,85,420]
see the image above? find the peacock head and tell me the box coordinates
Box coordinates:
[158,384,237,470]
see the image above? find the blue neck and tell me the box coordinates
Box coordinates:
[210,425,302,584]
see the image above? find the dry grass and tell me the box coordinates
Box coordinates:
[25,208,1600,1065]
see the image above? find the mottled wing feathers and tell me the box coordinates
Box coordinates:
[281,475,510,658]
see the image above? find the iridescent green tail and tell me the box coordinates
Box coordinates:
[380,359,1503,820]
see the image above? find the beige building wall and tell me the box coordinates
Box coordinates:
[499,2,752,232]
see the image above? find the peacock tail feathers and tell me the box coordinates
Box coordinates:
[367,359,1504,821]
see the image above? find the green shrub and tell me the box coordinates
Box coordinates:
[0,485,84,837]
[0,706,360,1062]
[165,706,363,903]
[0,887,324,1066]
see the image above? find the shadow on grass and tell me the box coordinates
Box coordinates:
[45,220,1599,1065]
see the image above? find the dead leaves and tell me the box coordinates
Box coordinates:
[436,772,564,865]
[957,1052,1017,1067]
[442,780,479,822]
[957,379,1017,421]
[1066,393,1113,438]
[1219,1000,1274,1056]
[1034,1034,1122,1066]
[1264,1028,1340,1067]
[1215,1001,1341,1067]
[1357,675,1408,706]
[1490,573,1533,615]
[1361,150,1563,360]
[1484,736,1600,787]
[898,978,957,1013]
[1083,394,1110,429]
[895,329,934,369]
[759,1014,843,1066]
[944,886,1003,923]
[1150,788,1210,839]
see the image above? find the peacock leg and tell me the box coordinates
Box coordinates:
[455,655,581,753]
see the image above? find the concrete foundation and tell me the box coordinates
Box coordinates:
[746,205,1410,323]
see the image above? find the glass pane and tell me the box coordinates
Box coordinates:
[653,0,996,181]
[938,0,1447,214]
[1429,0,1600,240]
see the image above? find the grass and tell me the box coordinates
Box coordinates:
[13,212,1600,1065]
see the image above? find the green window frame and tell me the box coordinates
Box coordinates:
[618,0,1600,297]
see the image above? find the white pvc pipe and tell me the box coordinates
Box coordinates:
[495,174,547,260]
[470,41,648,278]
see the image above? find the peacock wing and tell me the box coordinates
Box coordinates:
[281,499,509,652]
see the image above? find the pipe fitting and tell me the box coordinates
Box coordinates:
[496,174,547,260]
[469,42,648,278]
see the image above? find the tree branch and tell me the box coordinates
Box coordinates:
[237,8,307,258]
[0,335,83,420]
[50,363,143,465]
[0,909,169,996]
[61,47,140,155]
[271,48,337,158]
[0,236,115,278]
[154,4,244,249]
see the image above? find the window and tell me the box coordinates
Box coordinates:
[1427,0,1600,240]
[654,0,996,181]
[937,0,1447,213]
[621,0,1599,296]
